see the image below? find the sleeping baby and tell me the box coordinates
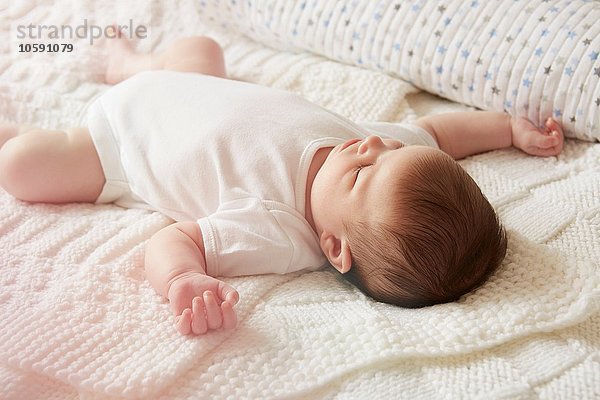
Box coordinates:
[0,36,564,335]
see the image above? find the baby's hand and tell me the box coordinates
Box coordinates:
[167,272,239,336]
[511,117,564,157]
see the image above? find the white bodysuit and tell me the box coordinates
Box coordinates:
[87,71,438,277]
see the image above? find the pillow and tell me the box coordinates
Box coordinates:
[197,0,600,141]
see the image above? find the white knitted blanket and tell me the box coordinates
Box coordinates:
[1,1,599,399]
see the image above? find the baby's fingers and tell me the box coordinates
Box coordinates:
[218,281,240,305]
[191,296,208,335]
[175,309,193,335]
[542,118,564,152]
[545,118,563,136]
[221,301,237,330]
[534,132,561,149]
[532,145,562,157]
[204,291,223,330]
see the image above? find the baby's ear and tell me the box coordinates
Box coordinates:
[319,232,352,274]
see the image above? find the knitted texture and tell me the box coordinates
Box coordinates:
[1,1,599,399]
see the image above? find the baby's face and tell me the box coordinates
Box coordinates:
[311,136,440,233]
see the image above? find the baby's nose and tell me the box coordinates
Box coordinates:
[358,135,385,154]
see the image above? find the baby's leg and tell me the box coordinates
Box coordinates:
[0,122,19,149]
[105,35,227,84]
[0,126,105,203]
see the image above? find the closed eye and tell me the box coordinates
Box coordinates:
[353,165,369,186]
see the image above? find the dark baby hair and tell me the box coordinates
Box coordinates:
[343,151,507,308]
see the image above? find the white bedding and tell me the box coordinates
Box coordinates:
[0,1,599,399]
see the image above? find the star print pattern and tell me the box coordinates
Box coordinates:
[196,0,600,139]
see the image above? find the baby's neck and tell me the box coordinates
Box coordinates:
[304,146,334,235]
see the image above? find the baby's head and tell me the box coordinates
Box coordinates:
[311,136,507,307]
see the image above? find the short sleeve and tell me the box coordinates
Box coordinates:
[198,198,325,277]
[357,122,439,148]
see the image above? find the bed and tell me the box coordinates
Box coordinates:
[1,0,598,399]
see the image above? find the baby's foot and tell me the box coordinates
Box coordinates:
[104,28,137,84]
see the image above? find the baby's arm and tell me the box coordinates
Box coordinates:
[414,111,564,159]
[145,221,239,335]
